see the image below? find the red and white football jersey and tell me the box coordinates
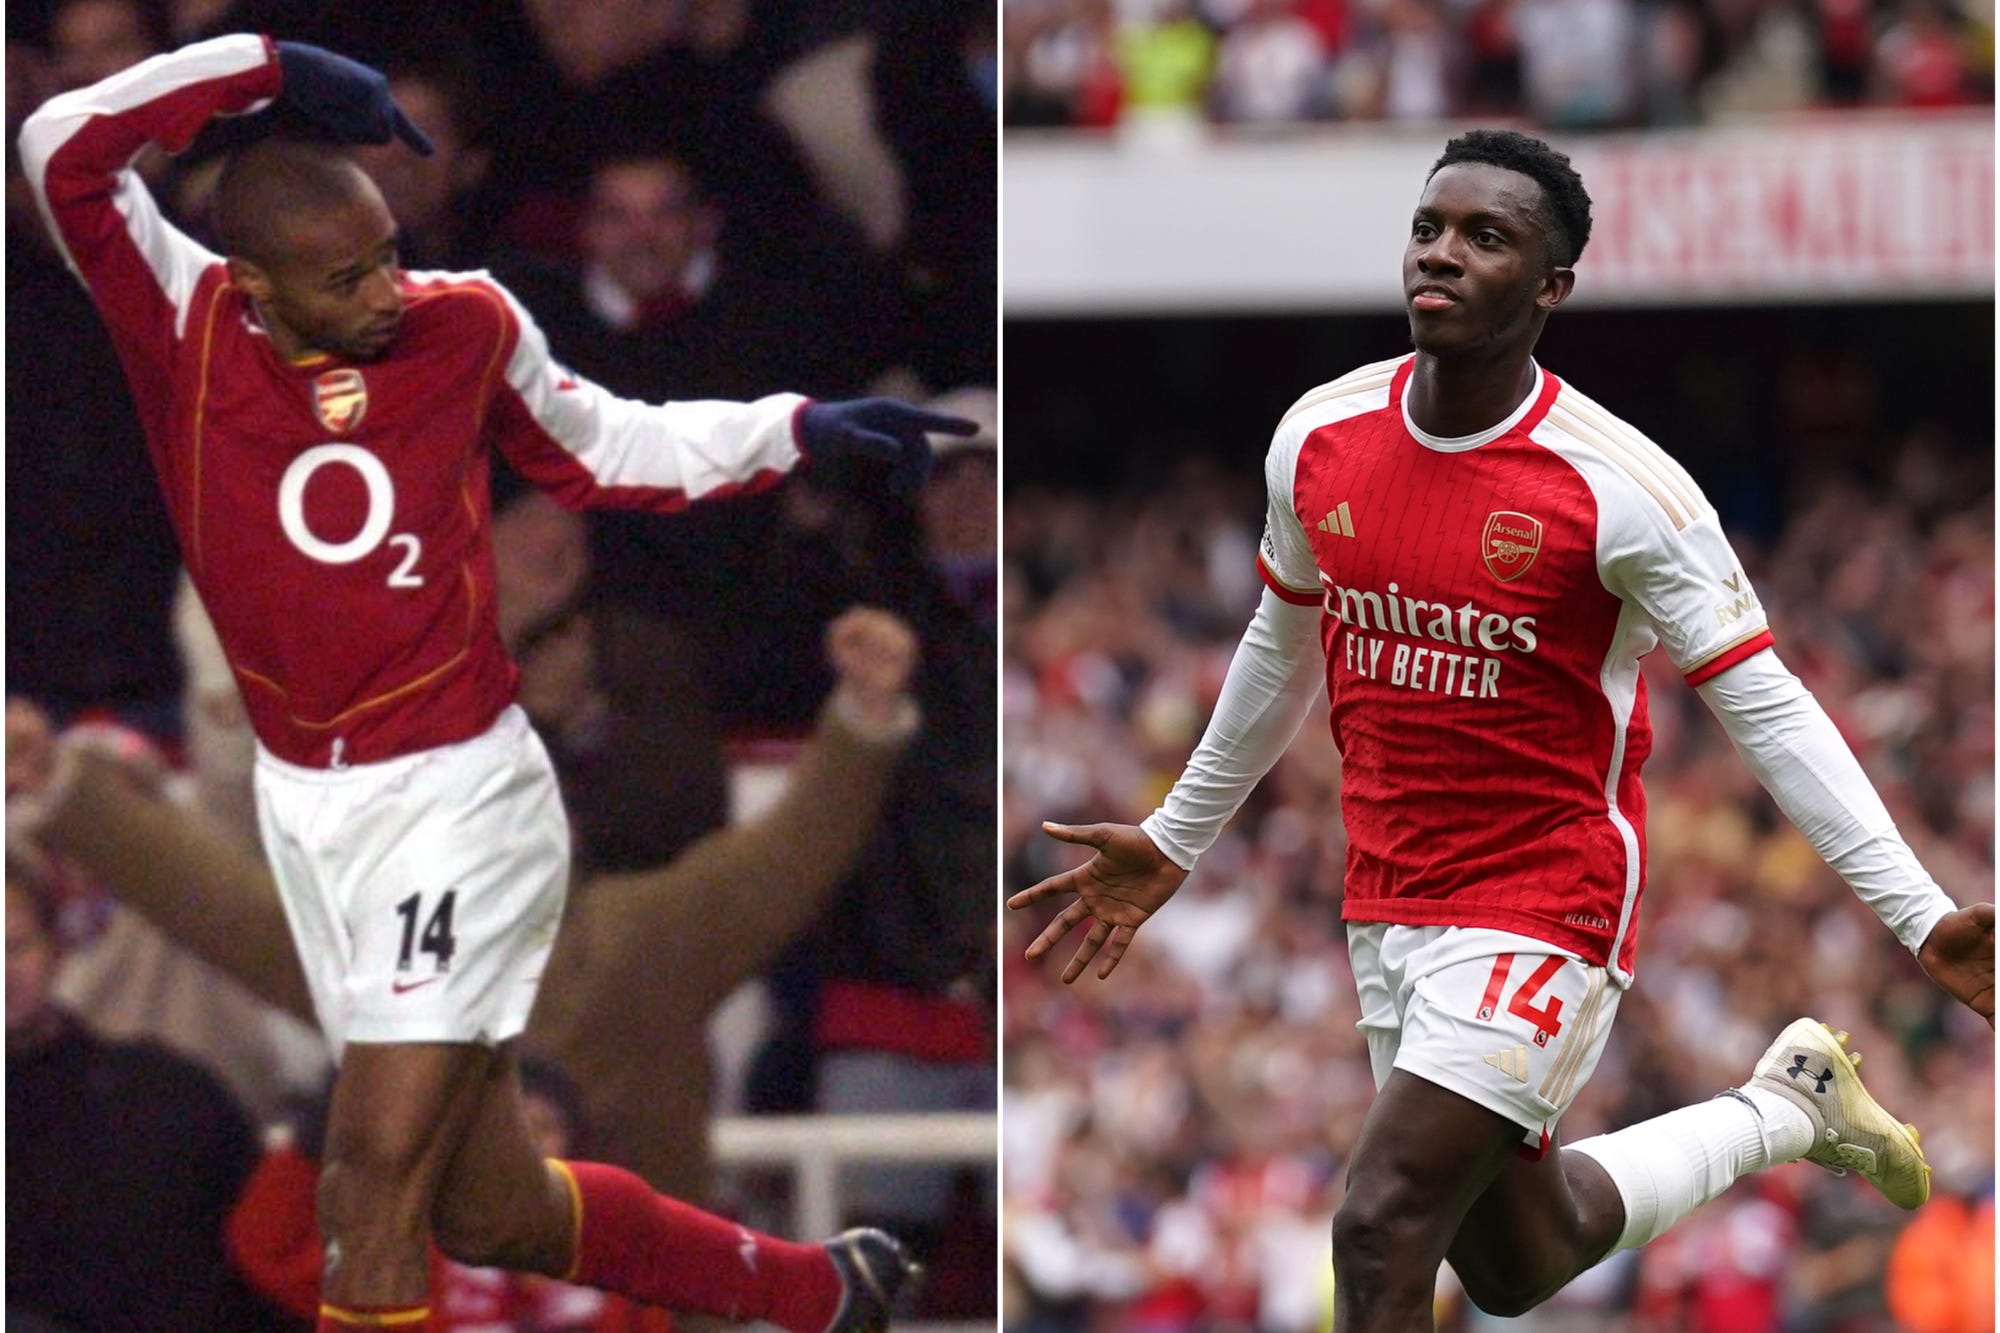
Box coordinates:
[1257,356,1773,976]
[21,36,806,768]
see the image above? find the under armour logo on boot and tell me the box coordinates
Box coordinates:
[1786,1053,1833,1093]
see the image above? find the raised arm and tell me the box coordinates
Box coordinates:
[18,35,276,404]
[485,287,973,512]
[553,606,922,1017]
[18,35,432,426]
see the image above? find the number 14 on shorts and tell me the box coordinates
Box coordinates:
[1476,953,1565,1046]
[394,889,459,981]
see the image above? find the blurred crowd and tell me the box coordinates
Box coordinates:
[1003,0,1993,131]
[7,1,995,1330]
[1002,398,1995,1330]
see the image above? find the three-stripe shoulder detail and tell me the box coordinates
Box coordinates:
[1540,391,1707,532]
[1278,356,1406,433]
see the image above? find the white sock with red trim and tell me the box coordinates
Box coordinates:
[1567,1087,1814,1252]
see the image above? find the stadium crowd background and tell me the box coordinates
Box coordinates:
[1001,310,1996,1331]
[1001,0,1992,1321]
[6,1,995,1330]
[1002,0,1992,131]
[1001,300,1996,1330]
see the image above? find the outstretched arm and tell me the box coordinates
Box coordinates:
[1139,586,1325,868]
[485,288,973,513]
[554,607,923,1016]
[1699,650,1994,1025]
[18,743,314,1022]
[1012,408,1331,983]
[1009,586,1324,982]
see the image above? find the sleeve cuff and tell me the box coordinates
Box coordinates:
[789,397,818,465]
[1896,893,1958,957]
[1683,629,1775,687]
[1256,553,1322,607]
[1137,814,1197,872]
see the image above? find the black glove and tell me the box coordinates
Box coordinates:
[275,41,433,155]
[795,398,979,494]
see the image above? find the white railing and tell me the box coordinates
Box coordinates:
[711,1113,997,1333]
[711,1111,995,1241]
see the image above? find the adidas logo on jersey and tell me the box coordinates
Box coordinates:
[1485,1046,1532,1082]
[1317,502,1355,537]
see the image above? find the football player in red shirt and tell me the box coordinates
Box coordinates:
[1011,130,1993,1332]
[20,36,966,1333]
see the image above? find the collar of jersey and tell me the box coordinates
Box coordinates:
[239,295,339,370]
[1401,361,1544,454]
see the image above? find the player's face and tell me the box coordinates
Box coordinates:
[1403,163,1572,359]
[251,190,405,363]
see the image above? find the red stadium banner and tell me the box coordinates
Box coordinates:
[1575,118,1993,302]
[1005,113,1994,313]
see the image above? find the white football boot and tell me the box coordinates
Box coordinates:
[1746,1017,1930,1209]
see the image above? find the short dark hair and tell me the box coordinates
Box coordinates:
[1429,129,1593,267]
[212,136,377,265]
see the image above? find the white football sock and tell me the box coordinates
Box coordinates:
[1567,1088,1814,1253]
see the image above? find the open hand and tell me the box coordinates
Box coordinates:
[1918,903,1995,1026]
[1007,822,1188,982]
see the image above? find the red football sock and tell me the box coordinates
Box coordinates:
[317,1301,430,1330]
[555,1159,842,1333]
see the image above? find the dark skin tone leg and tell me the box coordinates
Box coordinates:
[317,1041,494,1307]
[1332,1070,1626,1332]
[317,1041,579,1309]
[428,1045,579,1274]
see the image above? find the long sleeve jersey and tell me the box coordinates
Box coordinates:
[1142,355,1954,980]
[20,35,809,767]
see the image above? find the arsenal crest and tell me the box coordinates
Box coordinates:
[1481,511,1543,583]
[312,368,368,434]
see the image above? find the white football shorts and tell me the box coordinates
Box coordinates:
[253,705,569,1058]
[1347,922,1621,1157]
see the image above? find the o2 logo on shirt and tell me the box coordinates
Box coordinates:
[276,443,424,588]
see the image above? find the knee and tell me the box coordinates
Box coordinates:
[431,1201,531,1270]
[1455,1268,1551,1321]
[431,1171,569,1273]
[1328,1200,1382,1285]
[1450,1229,1582,1318]
[1329,1190,1420,1299]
